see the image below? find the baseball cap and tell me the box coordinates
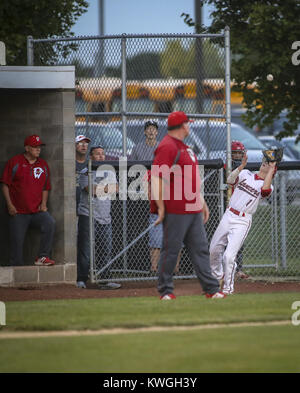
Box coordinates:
[167,111,194,130]
[75,135,91,143]
[24,135,45,147]
[144,120,158,130]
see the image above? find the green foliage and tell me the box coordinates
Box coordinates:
[0,0,88,65]
[160,39,224,79]
[106,40,224,80]
[106,52,162,80]
[183,1,300,138]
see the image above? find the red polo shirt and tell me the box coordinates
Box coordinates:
[151,134,202,214]
[1,154,51,214]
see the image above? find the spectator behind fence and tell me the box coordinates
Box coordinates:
[131,120,181,272]
[0,135,55,266]
[76,145,121,290]
[75,134,91,214]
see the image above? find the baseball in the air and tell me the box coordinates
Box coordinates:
[267,74,274,81]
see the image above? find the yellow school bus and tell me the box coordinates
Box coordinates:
[75,77,245,121]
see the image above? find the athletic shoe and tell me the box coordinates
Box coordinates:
[34,256,55,266]
[76,281,86,289]
[205,291,226,299]
[160,293,176,300]
[98,282,121,290]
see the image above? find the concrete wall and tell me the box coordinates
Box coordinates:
[0,88,77,285]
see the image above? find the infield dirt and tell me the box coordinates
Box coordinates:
[0,279,299,302]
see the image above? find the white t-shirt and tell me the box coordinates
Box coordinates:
[229,170,273,214]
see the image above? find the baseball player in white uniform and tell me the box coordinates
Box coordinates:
[210,151,277,294]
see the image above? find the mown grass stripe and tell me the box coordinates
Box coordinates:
[0,319,291,339]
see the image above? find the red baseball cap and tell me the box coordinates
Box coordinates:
[24,135,45,147]
[167,111,194,129]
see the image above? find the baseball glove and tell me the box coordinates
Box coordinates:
[262,148,283,163]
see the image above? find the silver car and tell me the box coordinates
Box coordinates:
[75,122,135,160]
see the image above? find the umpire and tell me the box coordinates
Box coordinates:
[151,111,225,300]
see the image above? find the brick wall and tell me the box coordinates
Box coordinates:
[0,89,77,285]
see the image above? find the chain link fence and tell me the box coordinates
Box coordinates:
[28,32,300,282]
[86,160,224,283]
[28,33,227,121]
[242,167,300,279]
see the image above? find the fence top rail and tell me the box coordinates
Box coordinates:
[29,32,225,43]
[88,160,300,171]
[75,112,226,119]
[246,161,300,171]
[90,158,225,170]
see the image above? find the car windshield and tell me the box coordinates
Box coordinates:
[261,139,283,149]
[285,140,300,154]
[193,122,266,151]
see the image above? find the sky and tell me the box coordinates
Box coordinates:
[72,0,214,36]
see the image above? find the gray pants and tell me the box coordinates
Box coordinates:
[9,212,55,266]
[77,215,112,283]
[158,212,220,296]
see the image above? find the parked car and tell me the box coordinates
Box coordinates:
[257,136,300,203]
[258,135,300,160]
[75,122,135,160]
[109,119,274,162]
[86,118,296,163]
[189,121,270,162]
[251,110,300,136]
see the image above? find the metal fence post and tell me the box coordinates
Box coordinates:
[219,167,226,218]
[88,158,95,283]
[272,175,279,268]
[121,34,128,273]
[279,173,287,269]
[224,26,232,206]
[27,36,34,66]
[121,34,127,157]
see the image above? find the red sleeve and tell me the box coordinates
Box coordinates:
[0,158,14,186]
[261,188,272,198]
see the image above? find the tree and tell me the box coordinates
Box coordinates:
[0,0,88,65]
[160,39,224,79]
[106,52,162,80]
[71,58,95,78]
[183,0,300,139]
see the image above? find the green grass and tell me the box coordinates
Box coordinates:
[1,293,300,372]
[241,204,300,275]
[0,325,299,373]
[2,292,299,332]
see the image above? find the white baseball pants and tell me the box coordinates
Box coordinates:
[209,209,252,294]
